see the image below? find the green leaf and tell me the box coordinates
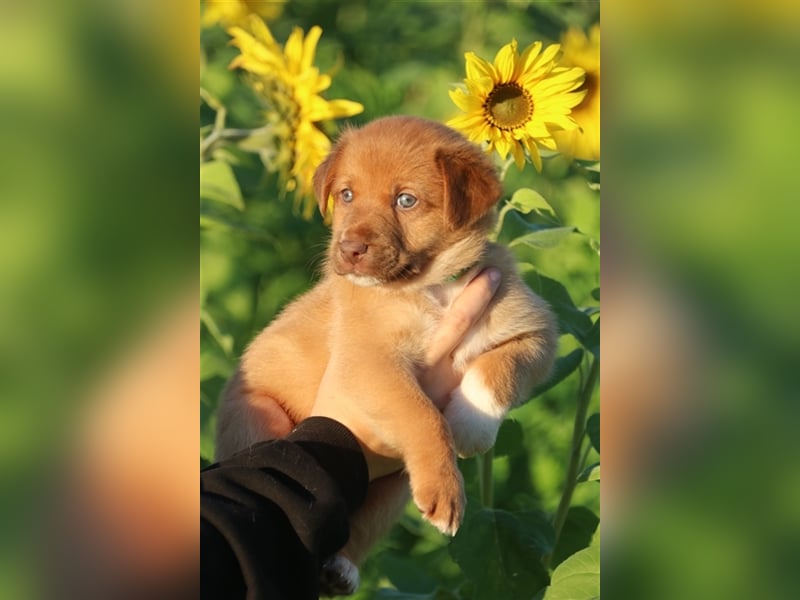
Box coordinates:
[577,463,600,483]
[550,507,600,568]
[234,125,279,154]
[507,188,559,222]
[542,545,600,600]
[372,589,436,599]
[379,551,438,594]
[590,288,600,301]
[493,419,524,458]
[586,413,600,453]
[200,159,244,210]
[510,226,578,250]
[522,270,594,342]
[450,508,553,599]
[373,590,455,600]
[200,198,278,241]
[531,348,584,398]
[582,318,599,358]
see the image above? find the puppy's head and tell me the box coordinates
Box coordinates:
[313,116,502,287]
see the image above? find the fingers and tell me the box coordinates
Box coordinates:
[425,267,501,366]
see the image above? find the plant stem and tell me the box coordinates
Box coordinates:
[477,447,494,508]
[546,354,599,567]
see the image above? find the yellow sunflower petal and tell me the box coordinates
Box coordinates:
[523,120,550,139]
[493,39,518,82]
[465,77,494,98]
[284,27,304,75]
[497,133,519,160]
[449,88,483,113]
[510,142,526,169]
[536,43,562,69]
[301,26,323,72]
[525,140,543,172]
[465,52,496,82]
[516,40,542,76]
[320,98,364,120]
[543,113,580,131]
[537,136,558,151]
[246,13,278,48]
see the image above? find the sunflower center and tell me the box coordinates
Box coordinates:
[484,83,533,131]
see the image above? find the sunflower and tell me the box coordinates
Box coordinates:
[202,0,286,29]
[553,25,601,161]
[448,39,586,171]
[228,17,363,217]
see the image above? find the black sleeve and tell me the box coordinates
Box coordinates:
[200,417,369,600]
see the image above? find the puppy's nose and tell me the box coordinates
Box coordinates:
[339,239,368,264]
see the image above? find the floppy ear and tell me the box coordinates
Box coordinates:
[436,145,502,229]
[313,139,345,217]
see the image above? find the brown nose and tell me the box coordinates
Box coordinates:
[339,239,368,264]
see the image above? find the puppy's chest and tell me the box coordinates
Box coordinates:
[333,288,443,341]
[330,280,488,367]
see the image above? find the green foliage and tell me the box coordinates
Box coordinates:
[450,509,553,599]
[542,545,600,600]
[201,1,599,597]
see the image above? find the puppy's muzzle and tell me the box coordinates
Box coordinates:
[339,238,368,265]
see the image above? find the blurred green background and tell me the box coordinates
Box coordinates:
[1,0,798,597]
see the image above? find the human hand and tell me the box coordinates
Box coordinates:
[420,267,502,409]
[310,268,502,480]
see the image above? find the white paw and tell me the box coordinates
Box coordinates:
[445,371,505,457]
[320,554,359,597]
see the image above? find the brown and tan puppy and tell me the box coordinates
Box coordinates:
[216,116,557,594]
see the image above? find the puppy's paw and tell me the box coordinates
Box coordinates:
[320,554,359,597]
[446,371,505,457]
[410,465,466,536]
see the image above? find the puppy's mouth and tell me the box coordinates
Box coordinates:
[331,242,425,287]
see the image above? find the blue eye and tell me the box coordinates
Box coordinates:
[341,188,353,203]
[395,193,417,209]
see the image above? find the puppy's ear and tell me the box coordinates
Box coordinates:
[313,140,345,217]
[436,146,502,229]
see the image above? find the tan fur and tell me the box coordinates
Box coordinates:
[215,116,557,592]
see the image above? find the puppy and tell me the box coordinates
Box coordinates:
[216,116,557,594]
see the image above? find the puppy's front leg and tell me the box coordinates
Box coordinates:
[317,359,465,535]
[447,334,555,457]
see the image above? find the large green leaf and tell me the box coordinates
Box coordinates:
[373,589,457,600]
[531,348,584,399]
[510,226,579,250]
[582,318,599,358]
[521,269,594,343]
[450,508,553,599]
[550,507,600,568]
[200,198,278,241]
[577,463,600,483]
[542,545,600,600]
[493,418,524,458]
[506,188,559,222]
[200,159,244,210]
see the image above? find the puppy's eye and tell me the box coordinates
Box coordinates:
[395,193,417,209]
[341,189,353,203]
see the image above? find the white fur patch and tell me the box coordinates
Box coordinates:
[346,273,382,287]
[445,370,506,457]
[320,554,360,596]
